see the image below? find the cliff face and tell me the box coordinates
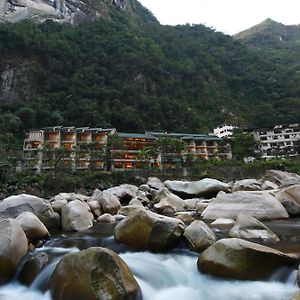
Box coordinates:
[0,0,128,24]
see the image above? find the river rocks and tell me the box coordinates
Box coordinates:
[97,213,116,224]
[16,212,50,241]
[50,193,90,203]
[164,178,230,198]
[146,177,164,190]
[231,179,261,192]
[228,214,279,243]
[18,252,48,286]
[51,199,68,214]
[0,194,59,229]
[261,180,278,190]
[88,200,102,217]
[276,185,300,216]
[183,220,216,252]
[265,170,300,187]
[50,247,141,300]
[195,199,212,214]
[154,188,188,213]
[104,184,138,204]
[61,200,94,232]
[201,191,289,220]
[92,190,121,215]
[210,218,235,229]
[175,212,195,224]
[198,238,297,280]
[0,219,28,283]
[114,208,185,251]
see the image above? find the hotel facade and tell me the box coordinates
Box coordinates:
[23,127,221,172]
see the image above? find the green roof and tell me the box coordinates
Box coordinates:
[117,132,157,140]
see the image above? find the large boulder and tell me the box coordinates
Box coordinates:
[15,212,50,241]
[0,219,28,283]
[0,194,59,229]
[228,214,279,243]
[276,185,300,216]
[146,177,164,190]
[210,218,235,229]
[164,178,230,198]
[114,208,185,251]
[183,220,216,252]
[231,179,261,192]
[50,247,141,300]
[92,190,121,215]
[198,238,297,280]
[50,193,90,203]
[51,199,68,214]
[154,188,188,213]
[265,170,300,187]
[61,200,94,232]
[104,185,138,204]
[201,191,289,220]
[18,252,48,286]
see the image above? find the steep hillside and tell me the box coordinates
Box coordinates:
[0,7,299,143]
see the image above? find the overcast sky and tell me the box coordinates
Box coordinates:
[138,0,300,35]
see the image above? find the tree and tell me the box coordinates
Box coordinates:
[157,137,184,167]
[230,133,260,161]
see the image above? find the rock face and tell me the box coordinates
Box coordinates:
[276,185,300,216]
[164,178,229,198]
[201,191,289,220]
[231,179,261,192]
[114,208,185,251]
[0,219,28,283]
[0,194,58,229]
[50,247,141,300]
[228,214,279,243]
[0,0,130,24]
[61,200,94,231]
[198,238,297,280]
[265,170,300,187]
[183,220,216,252]
[16,211,50,241]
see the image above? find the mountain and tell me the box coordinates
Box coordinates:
[234,18,300,48]
[0,8,299,143]
[0,0,157,25]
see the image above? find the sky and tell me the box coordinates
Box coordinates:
[138,0,300,35]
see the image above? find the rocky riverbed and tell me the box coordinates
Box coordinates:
[0,169,300,299]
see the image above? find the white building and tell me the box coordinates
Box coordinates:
[250,123,300,159]
[213,124,237,139]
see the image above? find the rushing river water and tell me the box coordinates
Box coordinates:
[0,220,299,300]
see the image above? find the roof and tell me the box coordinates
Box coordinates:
[146,131,220,141]
[117,132,157,140]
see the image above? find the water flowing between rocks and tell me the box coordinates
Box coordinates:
[0,239,298,300]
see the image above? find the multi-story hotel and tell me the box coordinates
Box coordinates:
[23,127,221,172]
[250,124,300,159]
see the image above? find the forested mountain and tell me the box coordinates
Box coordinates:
[0,1,299,144]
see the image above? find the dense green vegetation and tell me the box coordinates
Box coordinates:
[1,5,300,147]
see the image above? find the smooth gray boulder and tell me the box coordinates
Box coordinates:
[276,185,300,216]
[265,170,300,187]
[146,177,164,190]
[231,179,261,192]
[0,219,28,283]
[228,214,279,243]
[183,220,216,252]
[16,212,50,241]
[0,194,59,229]
[50,247,141,300]
[104,184,138,204]
[92,190,121,215]
[50,193,90,203]
[261,180,278,190]
[61,200,94,232]
[88,200,102,217]
[114,208,185,251]
[51,199,67,214]
[164,178,230,198]
[210,218,235,229]
[97,213,116,224]
[201,191,289,220]
[198,238,297,280]
[154,188,188,213]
